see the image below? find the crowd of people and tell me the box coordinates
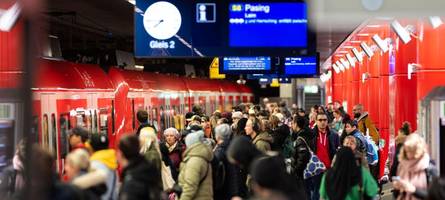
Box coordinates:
[0,101,444,200]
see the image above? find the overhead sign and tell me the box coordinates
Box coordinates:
[282,55,319,77]
[221,57,271,74]
[135,1,313,57]
[229,2,307,47]
[209,57,225,79]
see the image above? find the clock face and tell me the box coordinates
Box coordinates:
[143,1,182,40]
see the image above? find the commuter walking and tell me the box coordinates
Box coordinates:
[118,135,162,200]
[178,131,213,200]
[320,147,379,200]
[393,134,438,200]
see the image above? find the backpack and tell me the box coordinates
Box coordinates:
[364,135,379,165]
[212,158,226,191]
[282,134,295,159]
[352,131,378,165]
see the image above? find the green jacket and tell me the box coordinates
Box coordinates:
[320,167,379,200]
[252,132,273,153]
[178,143,213,200]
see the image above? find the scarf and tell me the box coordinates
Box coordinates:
[397,153,430,200]
[165,141,178,153]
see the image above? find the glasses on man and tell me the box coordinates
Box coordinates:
[317,118,328,122]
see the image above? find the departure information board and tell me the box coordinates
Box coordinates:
[135,0,313,57]
[222,57,271,73]
[229,3,307,47]
[283,56,318,77]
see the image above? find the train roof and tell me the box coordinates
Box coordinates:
[34,59,114,90]
[108,68,188,92]
[183,77,221,92]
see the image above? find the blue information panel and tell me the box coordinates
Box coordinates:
[283,56,318,77]
[222,57,271,73]
[134,0,313,57]
[229,3,307,47]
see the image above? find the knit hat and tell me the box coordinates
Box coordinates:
[90,134,109,151]
[185,130,204,147]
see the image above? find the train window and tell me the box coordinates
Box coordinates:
[59,113,70,159]
[42,114,49,149]
[93,110,98,134]
[160,106,165,132]
[111,100,115,134]
[132,99,135,130]
[85,111,92,133]
[99,108,108,135]
[51,114,60,172]
[152,107,159,132]
[50,114,58,156]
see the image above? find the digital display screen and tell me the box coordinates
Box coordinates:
[246,73,278,80]
[222,57,271,73]
[283,56,318,77]
[134,0,313,57]
[229,2,307,47]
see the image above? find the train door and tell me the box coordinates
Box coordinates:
[418,87,445,175]
[40,94,61,172]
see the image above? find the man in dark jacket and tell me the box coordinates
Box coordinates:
[307,113,339,200]
[213,124,240,200]
[135,110,156,137]
[117,135,162,200]
[270,113,290,153]
[291,116,313,179]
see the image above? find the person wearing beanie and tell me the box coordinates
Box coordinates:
[178,130,213,200]
[250,155,306,200]
[213,124,240,200]
[118,135,162,200]
[89,134,118,200]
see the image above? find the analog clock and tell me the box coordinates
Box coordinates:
[143,1,182,40]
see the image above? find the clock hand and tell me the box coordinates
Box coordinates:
[153,19,164,28]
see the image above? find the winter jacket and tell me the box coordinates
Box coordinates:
[313,127,340,161]
[331,117,343,133]
[320,167,379,200]
[90,149,118,200]
[178,143,214,200]
[292,128,314,179]
[252,132,273,153]
[71,169,107,199]
[270,124,291,153]
[213,139,240,200]
[356,112,380,145]
[162,142,185,171]
[119,156,162,200]
[142,145,162,173]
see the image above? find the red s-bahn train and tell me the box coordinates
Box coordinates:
[31,59,253,172]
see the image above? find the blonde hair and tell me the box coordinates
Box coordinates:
[139,127,161,157]
[66,149,90,170]
[399,133,427,161]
